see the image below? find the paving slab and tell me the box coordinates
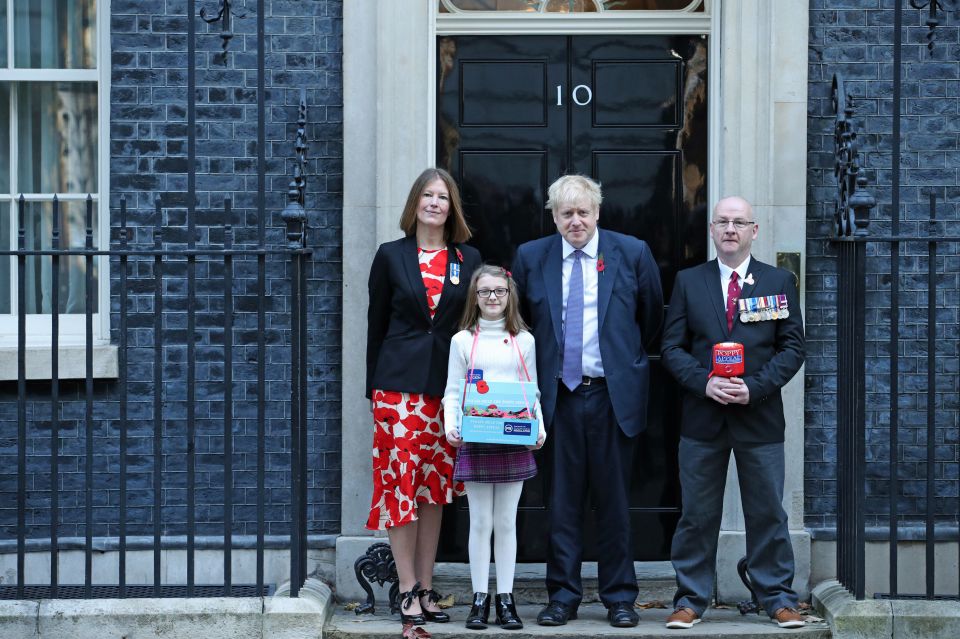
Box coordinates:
[325,603,831,639]
[38,597,263,639]
[0,600,38,639]
[813,579,960,639]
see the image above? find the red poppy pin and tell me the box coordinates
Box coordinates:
[476,380,490,394]
[455,248,464,263]
[597,252,605,274]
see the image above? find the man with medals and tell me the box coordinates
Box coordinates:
[660,196,806,630]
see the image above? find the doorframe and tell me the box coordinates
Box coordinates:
[433,8,721,222]
[340,0,810,604]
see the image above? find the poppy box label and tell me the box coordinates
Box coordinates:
[457,380,538,446]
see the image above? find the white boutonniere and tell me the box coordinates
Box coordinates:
[744,273,755,286]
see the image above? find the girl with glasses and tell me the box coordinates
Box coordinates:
[443,264,547,631]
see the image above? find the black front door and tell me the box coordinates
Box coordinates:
[436,34,708,562]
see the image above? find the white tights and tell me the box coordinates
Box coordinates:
[463,480,524,594]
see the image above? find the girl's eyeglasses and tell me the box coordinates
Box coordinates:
[477,288,508,299]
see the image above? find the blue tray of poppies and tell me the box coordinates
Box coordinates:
[457,379,538,446]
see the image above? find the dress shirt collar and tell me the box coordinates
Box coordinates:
[718,255,751,284]
[561,229,600,260]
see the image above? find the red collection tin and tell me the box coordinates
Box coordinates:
[711,342,745,377]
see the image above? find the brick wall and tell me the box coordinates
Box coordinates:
[806,0,959,531]
[0,0,342,542]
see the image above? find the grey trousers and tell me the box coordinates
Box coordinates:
[670,431,798,618]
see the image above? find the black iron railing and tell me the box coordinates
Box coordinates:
[0,192,310,600]
[831,0,958,602]
[0,0,312,599]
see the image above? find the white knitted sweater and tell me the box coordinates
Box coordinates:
[442,317,546,441]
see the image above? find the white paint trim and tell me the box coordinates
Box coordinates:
[0,193,99,201]
[0,0,110,344]
[441,0,704,12]
[436,14,711,35]
[97,0,111,344]
[428,9,439,167]
[4,0,12,68]
[0,69,99,81]
[706,0,722,260]
[0,342,117,380]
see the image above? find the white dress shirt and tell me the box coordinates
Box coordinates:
[561,229,604,378]
[718,255,752,309]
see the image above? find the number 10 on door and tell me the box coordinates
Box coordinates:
[557,85,593,106]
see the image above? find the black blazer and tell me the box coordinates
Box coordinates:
[513,230,663,436]
[660,257,805,443]
[366,235,482,398]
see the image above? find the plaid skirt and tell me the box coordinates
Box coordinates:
[453,442,537,483]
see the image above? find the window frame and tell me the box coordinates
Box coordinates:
[438,0,707,13]
[0,0,111,347]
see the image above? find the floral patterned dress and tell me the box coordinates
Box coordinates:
[366,248,464,530]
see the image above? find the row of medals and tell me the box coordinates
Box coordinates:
[738,294,789,323]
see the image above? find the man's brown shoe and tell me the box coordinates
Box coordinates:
[665,607,701,629]
[772,607,805,628]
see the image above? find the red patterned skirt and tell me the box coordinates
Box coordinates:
[366,390,464,530]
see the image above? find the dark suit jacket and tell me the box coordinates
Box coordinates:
[512,230,663,437]
[660,257,805,443]
[366,235,482,398]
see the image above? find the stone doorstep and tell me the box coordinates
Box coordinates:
[325,603,832,639]
[357,562,678,607]
[813,579,960,639]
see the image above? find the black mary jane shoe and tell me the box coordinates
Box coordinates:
[494,593,523,630]
[465,592,491,630]
[418,588,451,623]
[399,581,426,626]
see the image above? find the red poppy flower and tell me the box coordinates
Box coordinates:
[421,401,441,419]
[424,473,443,496]
[384,493,400,520]
[395,436,416,453]
[424,278,443,297]
[456,248,464,262]
[379,391,403,405]
[476,380,489,394]
[597,253,606,273]
[425,253,447,276]
[373,426,395,448]
[401,414,428,432]
[374,406,400,427]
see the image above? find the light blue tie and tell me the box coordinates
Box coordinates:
[562,250,584,391]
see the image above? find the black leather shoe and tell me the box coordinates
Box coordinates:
[536,600,577,626]
[399,581,426,625]
[418,588,450,623]
[494,593,523,630]
[465,592,491,630]
[607,601,639,628]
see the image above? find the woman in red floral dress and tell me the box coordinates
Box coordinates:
[366,168,481,633]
